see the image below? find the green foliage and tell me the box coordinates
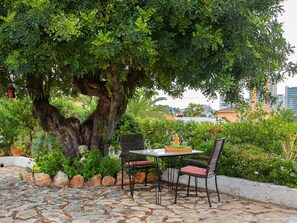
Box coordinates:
[0,0,295,157]
[31,114,297,188]
[31,130,63,158]
[111,113,142,153]
[0,97,39,146]
[50,95,97,122]
[98,156,121,178]
[34,153,64,177]
[140,119,185,149]
[62,150,101,180]
[222,110,297,156]
[126,89,168,119]
[219,144,297,188]
[34,149,120,180]
[138,118,297,188]
[19,172,24,181]
[140,118,222,149]
[278,108,297,123]
[61,157,81,179]
[25,166,33,173]
[291,161,297,179]
[0,0,294,108]
[184,103,205,117]
[79,150,101,180]
[115,113,142,135]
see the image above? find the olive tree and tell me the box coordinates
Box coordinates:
[0,0,295,157]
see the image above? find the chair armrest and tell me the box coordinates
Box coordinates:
[183,158,207,167]
[196,155,209,160]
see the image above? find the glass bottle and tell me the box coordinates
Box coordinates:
[173,135,179,147]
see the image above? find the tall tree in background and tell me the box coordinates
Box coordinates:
[0,0,296,157]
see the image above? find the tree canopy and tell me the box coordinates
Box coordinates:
[0,0,296,157]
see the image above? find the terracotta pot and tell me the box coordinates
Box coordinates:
[11,147,22,156]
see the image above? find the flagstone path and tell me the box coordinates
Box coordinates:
[1,166,297,223]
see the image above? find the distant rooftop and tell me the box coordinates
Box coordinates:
[216,107,236,113]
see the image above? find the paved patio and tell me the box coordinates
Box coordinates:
[1,166,297,223]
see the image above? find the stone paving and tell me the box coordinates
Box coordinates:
[1,166,297,223]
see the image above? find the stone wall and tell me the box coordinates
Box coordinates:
[162,168,297,209]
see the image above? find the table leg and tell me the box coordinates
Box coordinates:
[167,157,176,190]
[154,157,162,205]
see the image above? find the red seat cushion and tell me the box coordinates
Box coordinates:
[180,166,212,177]
[126,160,155,167]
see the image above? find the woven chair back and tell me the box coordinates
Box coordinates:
[207,138,225,173]
[120,134,146,162]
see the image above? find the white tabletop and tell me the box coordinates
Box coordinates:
[129,149,203,158]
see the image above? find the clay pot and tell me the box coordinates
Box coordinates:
[11,147,22,156]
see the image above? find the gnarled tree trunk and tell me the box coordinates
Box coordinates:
[27,67,142,157]
[32,98,84,157]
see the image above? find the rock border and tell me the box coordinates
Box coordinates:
[0,156,155,188]
[23,169,156,188]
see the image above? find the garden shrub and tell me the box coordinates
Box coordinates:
[34,153,64,177]
[111,113,142,153]
[31,130,63,158]
[138,119,297,188]
[117,113,142,134]
[219,144,297,188]
[33,113,297,188]
[0,97,39,148]
[79,150,101,180]
[62,150,102,180]
[140,119,221,149]
[50,96,97,122]
[34,150,121,180]
[140,118,176,148]
[62,157,82,179]
[98,156,121,178]
[222,114,297,156]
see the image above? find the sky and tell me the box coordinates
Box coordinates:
[158,0,297,110]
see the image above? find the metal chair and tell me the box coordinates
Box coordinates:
[120,134,155,197]
[174,138,225,207]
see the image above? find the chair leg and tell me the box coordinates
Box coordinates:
[128,173,133,198]
[174,173,181,204]
[195,177,198,196]
[145,168,148,186]
[187,175,191,197]
[121,164,124,189]
[205,177,211,207]
[129,169,136,198]
[215,174,220,202]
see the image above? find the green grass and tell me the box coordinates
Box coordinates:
[167,145,191,148]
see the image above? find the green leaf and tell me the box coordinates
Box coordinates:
[22,0,48,8]
[292,162,297,173]
[0,12,15,22]
[290,172,297,178]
